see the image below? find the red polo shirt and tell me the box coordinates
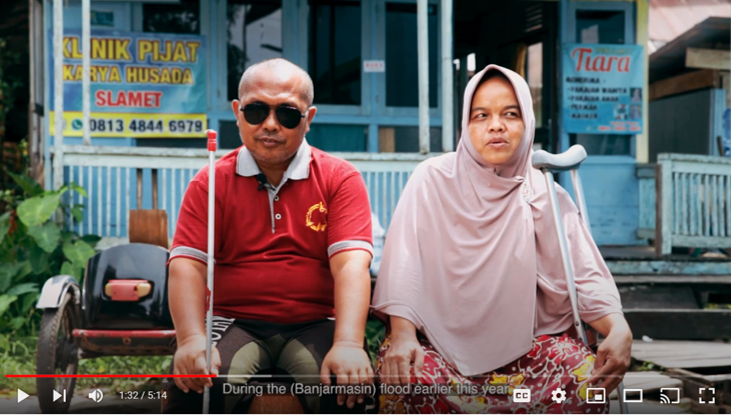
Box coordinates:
[169,140,373,324]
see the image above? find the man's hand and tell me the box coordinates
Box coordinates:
[586,316,632,394]
[325,250,372,408]
[381,330,424,386]
[173,335,221,394]
[169,258,215,395]
[320,342,374,409]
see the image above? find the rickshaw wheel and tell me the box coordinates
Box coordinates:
[36,293,80,413]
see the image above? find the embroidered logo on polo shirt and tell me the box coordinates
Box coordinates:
[306,202,328,232]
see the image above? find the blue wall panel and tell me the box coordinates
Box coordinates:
[573,158,640,245]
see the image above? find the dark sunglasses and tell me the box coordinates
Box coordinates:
[240,103,308,129]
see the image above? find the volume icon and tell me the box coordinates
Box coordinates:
[88,389,104,403]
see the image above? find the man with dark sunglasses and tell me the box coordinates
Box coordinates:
[165,58,374,413]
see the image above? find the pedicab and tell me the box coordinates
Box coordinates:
[35,242,173,413]
[34,131,218,414]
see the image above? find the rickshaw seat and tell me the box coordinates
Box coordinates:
[83,243,172,330]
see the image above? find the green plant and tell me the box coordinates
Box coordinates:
[0,171,100,340]
[630,359,664,373]
[365,319,385,363]
[1,139,29,197]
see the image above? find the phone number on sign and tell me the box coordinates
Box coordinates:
[87,118,204,134]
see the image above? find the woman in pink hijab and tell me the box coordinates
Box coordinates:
[371,65,632,413]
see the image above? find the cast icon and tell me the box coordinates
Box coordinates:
[660,388,680,404]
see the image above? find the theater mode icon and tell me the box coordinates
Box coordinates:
[623,388,643,403]
[513,388,531,403]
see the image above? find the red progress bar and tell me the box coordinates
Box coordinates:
[6,374,214,378]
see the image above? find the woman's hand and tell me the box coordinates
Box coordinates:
[382,316,425,386]
[586,314,632,394]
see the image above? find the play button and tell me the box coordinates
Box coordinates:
[17,389,29,403]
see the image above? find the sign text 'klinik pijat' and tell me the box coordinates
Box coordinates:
[562,44,644,134]
[48,30,207,138]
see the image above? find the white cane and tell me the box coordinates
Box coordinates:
[203,129,217,414]
[532,145,629,414]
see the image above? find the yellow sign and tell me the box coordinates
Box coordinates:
[49,111,207,138]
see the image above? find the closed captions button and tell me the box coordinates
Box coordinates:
[513,388,531,403]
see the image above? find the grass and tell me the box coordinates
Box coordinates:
[2,320,387,395]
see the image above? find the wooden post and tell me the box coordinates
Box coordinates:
[440,0,454,152]
[686,47,731,71]
[81,0,91,146]
[136,168,143,209]
[151,169,158,210]
[417,0,430,154]
[655,156,673,256]
[52,0,64,191]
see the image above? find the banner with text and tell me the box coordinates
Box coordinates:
[48,30,206,137]
[562,44,644,134]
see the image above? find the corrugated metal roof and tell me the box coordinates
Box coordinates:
[650,0,730,51]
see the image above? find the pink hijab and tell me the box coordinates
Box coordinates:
[371,65,622,376]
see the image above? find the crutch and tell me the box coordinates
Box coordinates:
[203,129,218,414]
[532,145,629,414]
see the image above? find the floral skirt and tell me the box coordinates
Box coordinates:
[375,333,609,414]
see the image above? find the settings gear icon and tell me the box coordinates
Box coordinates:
[551,388,567,403]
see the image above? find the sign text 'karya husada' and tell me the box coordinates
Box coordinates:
[48,30,207,138]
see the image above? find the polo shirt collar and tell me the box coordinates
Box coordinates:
[236,139,311,180]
